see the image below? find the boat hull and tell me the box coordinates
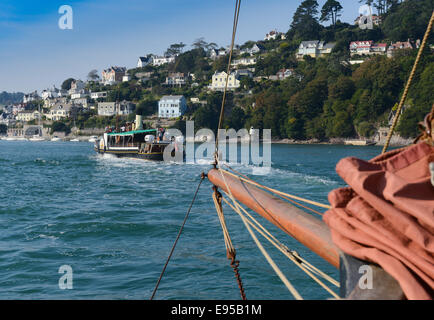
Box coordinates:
[95,148,165,161]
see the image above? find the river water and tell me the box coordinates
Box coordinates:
[0,140,383,299]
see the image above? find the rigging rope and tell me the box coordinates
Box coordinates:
[221,195,339,287]
[150,173,206,300]
[221,195,340,299]
[212,188,247,300]
[214,0,242,163]
[216,167,304,299]
[382,10,434,154]
[221,165,331,210]
[236,202,303,300]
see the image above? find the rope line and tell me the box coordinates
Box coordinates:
[382,10,434,154]
[215,168,303,299]
[212,189,235,255]
[212,188,247,300]
[221,196,340,299]
[237,204,303,300]
[215,0,242,161]
[221,194,339,288]
[150,173,205,300]
[221,166,331,210]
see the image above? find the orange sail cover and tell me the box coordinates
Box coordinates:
[324,142,434,299]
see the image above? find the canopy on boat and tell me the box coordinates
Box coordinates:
[107,129,157,136]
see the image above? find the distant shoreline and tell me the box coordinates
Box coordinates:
[271,138,413,147]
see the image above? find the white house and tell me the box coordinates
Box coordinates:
[137,55,153,68]
[45,104,73,121]
[72,97,88,108]
[210,71,240,91]
[158,95,187,118]
[240,44,264,55]
[90,91,108,100]
[349,41,387,56]
[70,92,88,100]
[152,55,176,67]
[231,57,257,67]
[264,30,286,41]
[296,41,336,59]
[41,86,65,100]
[16,110,41,122]
[276,69,294,80]
[23,91,40,103]
[165,73,187,86]
[69,80,86,95]
[97,101,135,116]
[210,48,229,60]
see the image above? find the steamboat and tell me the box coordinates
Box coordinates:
[94,115,181,161]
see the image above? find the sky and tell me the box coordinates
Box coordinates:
[0,0,366,93]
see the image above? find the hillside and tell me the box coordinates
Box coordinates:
[0,91,24,105]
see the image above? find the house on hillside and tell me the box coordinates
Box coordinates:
[158,95,187,118]
[296,41,336,60]
[44,97,68,109]
[210,71,241,91]
[97,101,135,117]
[349,41,387,56]
[16,110,41,122]
[240,43,264,56]
[387,40,414,58]
[137,55,153,68]
[235,69,254,78]
[41,86,66,100]
[69,80,85,95]
[23,91,40,104]
[210,48,229,60]
[70,92,89,100]
[264,30,286,41]
[231,57,257,67]
[152,55,176,67]
[90,91,107,100]
[164,73,187,87]
[45,103,73,121]
[102,66,127,85]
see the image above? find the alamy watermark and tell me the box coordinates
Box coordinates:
[358,5,374,30]
[160,121,271,173]
[58,5,73,30]
[358,265,373,290]
[58,265,73,289]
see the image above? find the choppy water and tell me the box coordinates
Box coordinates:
[0,140,383,299]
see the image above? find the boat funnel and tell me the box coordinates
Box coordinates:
[136,115,143,130]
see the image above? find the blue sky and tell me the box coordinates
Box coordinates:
[0,0,365,93]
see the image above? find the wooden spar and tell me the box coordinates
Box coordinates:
[208,169,340,268]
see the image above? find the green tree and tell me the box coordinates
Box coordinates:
[87,69,99,81]
[320,0,343,26]
[381,0,433,41]
[225,107,246,131]
[61,78,75,91]
[165,43,186,56]
[356,121,376,138]
[396,105,430,138]
[192,37,208,50]
[289,0,322,40]
[51,121,71,135]
[136,99,158,116]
